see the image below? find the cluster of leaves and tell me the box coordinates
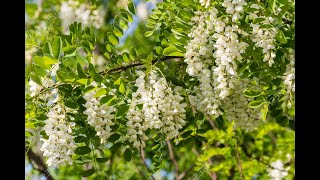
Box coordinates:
[25,0,295,179]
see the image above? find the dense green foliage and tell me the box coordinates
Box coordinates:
[25,0,295,179]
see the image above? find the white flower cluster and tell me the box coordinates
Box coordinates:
[185,10,223,117]
[283,49,295,109]
[40,103,76,167]
[223,79,261,131]
[249,4,277,67]
[83,82,116,144]
[185,2,249,119]
[28,77,55,97]
[267,160,290,180]
[222,0,246,22]
[126,70,187,149]
[126,73,148,149]
[185,1,270,131]
[199,0,211,8]
[60,0,105,33]
[211,18,249,99]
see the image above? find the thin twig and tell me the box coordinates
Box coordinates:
[166,140,180,180]
[98,56,183,75]
[235,140,244,180]
[140,146,155,180]
[26,147,54,180]
[178,165,195,179]
[30,56,184,99]
[205,114,216,129]
[192,147,217,180]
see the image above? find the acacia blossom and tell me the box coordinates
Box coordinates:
[267,160,290,180]
[223,79,261,130]
[126,70,187,149]
[283,49,295,109]
[248,4,277,67]
[83,82,116,143]
[40,103,76,167]
[60,0,105,33]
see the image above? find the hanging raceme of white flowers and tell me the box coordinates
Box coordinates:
[83,82,116,144]
[283,49,295,110]
[40,102,76,167]
[126,70,187,150]
[187,0,259,129]
[25,0,295,168]
[59,0,105,33]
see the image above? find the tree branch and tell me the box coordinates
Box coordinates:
[140,146,155,180]
[166,140,180,180]
[99,55,184,75]
[235,140,244,180]
[30,56,184,100]
[178,165,195,179]
[192,147,217,180]
[205,114,216,129]
[25,147,54,180]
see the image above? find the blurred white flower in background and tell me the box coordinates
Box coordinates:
[267,160,290,180]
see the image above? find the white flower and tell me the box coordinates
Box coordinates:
[126,70,187,149]
[283,49,295,110]
[199,0,211,8]
[59,0,105,33]
[40,104,76,167]
[249,9,277,67]
[267,160,290,180]
[83,82,116,143]
[28,79,42,97]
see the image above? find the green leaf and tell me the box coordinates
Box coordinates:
[287,104,295,117]
[196,129,206,134]
[96,158,109,163]
[124,149,132,162]
[65,101,78,109]
[119,83,125,94]
[182,130,193,138]
[89,64,103,83]
[248,100,265,108]
[83,85,97,93]
[52,36,62,59]
[114,77,121,85]
[42,42,53,56]
[144,31,154,37]
[116,104,129,117]
[129,47,137,60]
[122,53,130,62]
[260,104,269,121]
[77,63,87,78]
[128,1,136,15]
[108,33,119,45]
[276,30,287,44]
[74,135,88,143]
[100,95,114,105]
[74,146,91,155]
[243,89,261,97]
[106,43,113,53]
[163,46,184,56]
[94,88,106,98]
[80,168,95,177]
[152,144,161,151]
[33,56,58,69]
[75,50,89,65]
[93,136,101,148]
[25,130,33,137]
[155,46,163,55]
[63,45,77,55]
[109,134,121,142]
